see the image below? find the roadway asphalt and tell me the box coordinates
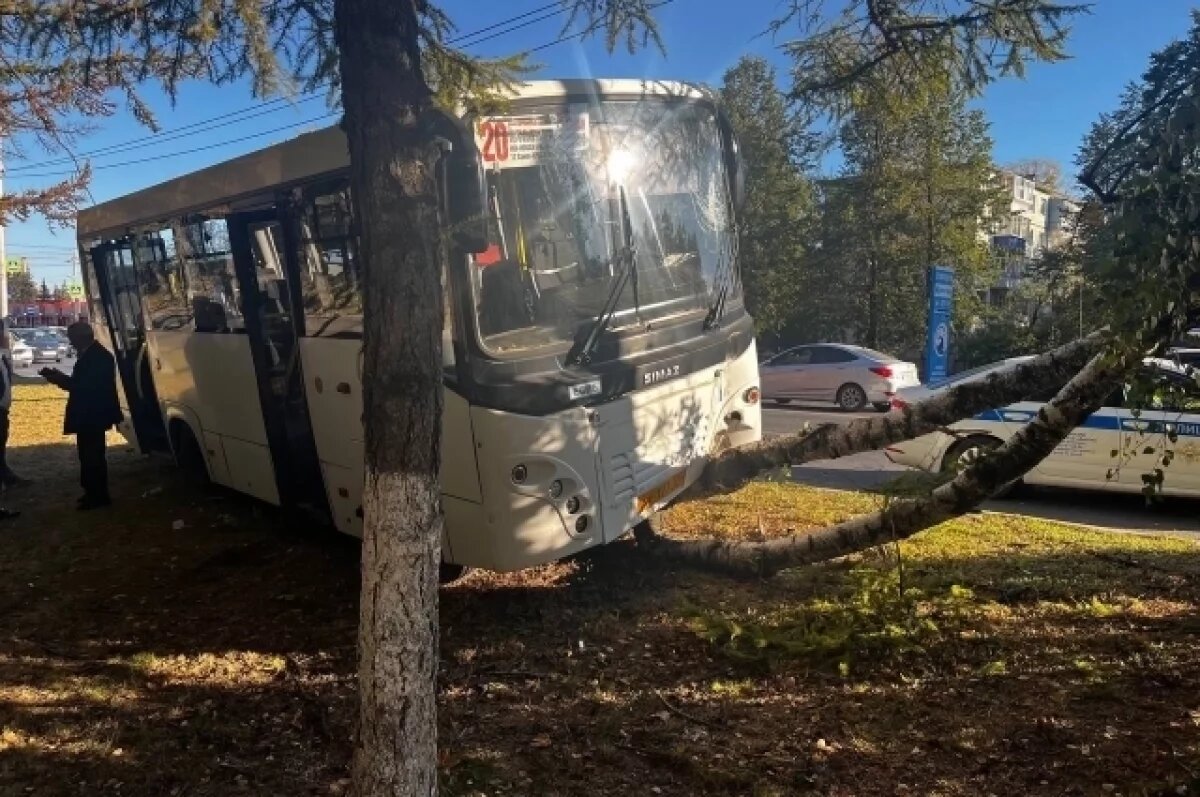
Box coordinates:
[13,356,75,384]
[763,401,1200,538]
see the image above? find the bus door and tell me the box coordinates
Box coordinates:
[226,210,330,520]
[88,241,168,452]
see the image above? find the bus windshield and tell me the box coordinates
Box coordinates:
[471,99,738,356]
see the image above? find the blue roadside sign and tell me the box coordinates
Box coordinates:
[925,265,954,384]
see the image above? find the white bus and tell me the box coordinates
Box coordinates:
[76,79,762,574]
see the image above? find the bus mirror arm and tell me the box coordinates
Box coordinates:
[715,107,746,211]
[419,107,489,254]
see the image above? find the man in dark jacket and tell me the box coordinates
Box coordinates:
[40,322,124,510]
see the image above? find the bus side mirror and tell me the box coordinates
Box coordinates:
[419,106,489,254]
[445,150,489,254]
[715,107,746,211]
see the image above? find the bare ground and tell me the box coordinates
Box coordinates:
[0,385,1198,796]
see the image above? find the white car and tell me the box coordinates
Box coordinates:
[8,340,33,369]
[885,356,1200,498]
[759,343,920,412]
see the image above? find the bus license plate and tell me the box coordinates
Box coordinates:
[636,470,686,514]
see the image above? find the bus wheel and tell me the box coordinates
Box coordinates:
[439,562,469,585]
[172,423,210,486]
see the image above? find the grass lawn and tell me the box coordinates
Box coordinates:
[1,385,1199,796]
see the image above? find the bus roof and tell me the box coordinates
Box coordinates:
[76,78,709,240]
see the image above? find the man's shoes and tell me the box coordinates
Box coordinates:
[76,496,112,511]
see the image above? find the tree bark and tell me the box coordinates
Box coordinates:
[681,331,1103,504]
[640,347,1132,576]
[334,1,442,795]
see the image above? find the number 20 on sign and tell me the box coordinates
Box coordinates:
[478,120,509,162]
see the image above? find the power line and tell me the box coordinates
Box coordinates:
[7,3,568,174]
[451,5,566,50]
[8,115,337,179]
[6,94,326,174]
[5,1,655,181]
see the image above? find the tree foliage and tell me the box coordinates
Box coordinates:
[1005,156,1065,193]
[718,57,816,341]
[817,63,1005,359]
[1079,10,1200,351]
[7,271,36,305]
[957,200,1109,369]
[776,0,1090,114]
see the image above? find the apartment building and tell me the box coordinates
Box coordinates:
[989,171,1080,291]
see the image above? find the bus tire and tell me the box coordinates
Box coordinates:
[941,435,1018,499]
[171,422,210,486]
[439,562,469,585]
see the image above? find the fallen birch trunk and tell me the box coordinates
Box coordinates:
[678,332,1104,506]
[640,347,1132,577]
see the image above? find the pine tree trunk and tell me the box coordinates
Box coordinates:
[334,1,443,795]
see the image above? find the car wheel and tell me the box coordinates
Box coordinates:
[872,402,891,413]
[836,383,868,412]
[941,436,1018,498]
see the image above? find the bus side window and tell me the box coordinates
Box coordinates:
[296,188,363,335]
[176,217,245,333]
[134,228,190,331]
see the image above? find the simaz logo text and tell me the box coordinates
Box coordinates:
[643,365,681,386]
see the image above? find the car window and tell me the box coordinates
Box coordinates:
[771,347,813,366]
[853,346,895,361]
[810,346,857,364]
[1129,369,1200,413]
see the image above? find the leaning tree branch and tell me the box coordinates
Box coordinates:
[639,346,1131,577]
[678,331,1104,505]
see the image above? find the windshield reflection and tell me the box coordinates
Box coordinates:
[471,98,739,357]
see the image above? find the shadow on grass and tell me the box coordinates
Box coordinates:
[1,438,1199,795]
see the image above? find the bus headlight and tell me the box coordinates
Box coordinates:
[548,479,564,499]
[575,515,589,533]
[743,386,761,405]
[565,495,581,514]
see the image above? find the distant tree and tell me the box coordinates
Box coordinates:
[719,57,817,343]
[821,64,1006,360]
[1005,157,1066,194]
[38,279,50,302]
[7,271,36,306]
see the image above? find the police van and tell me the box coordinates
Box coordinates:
[885,357,1200,497]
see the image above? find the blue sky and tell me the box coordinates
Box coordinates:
[5,0,1194,284]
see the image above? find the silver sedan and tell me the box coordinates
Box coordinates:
[759,343,920,412]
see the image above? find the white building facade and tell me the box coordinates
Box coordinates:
[989,171,1079,291]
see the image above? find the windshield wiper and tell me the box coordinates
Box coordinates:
[703,281,729,330]
[566,186,637,366]
[703,236,739,331]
